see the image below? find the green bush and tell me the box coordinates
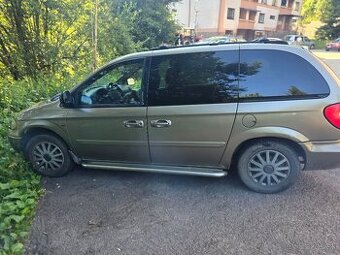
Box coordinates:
[314,39,327,49]
[0,75,79,254]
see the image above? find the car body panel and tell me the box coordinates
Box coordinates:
[148,104,237,167]
[65,107,149,163]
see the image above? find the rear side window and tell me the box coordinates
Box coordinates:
[239,50,329,101]
[148,51,239,106]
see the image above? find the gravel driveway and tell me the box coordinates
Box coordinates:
[25,56,340,255]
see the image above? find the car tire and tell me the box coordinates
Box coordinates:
[309,44,315,50]
[26,134,74,177]
[237,140,301,194]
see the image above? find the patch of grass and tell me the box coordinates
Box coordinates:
[314,39,327,50]
[0,75,78,254]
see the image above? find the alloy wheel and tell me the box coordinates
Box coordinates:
[32,142,64,171]
[247,149,291,186]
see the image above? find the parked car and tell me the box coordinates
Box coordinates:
[195,36,246,45]
[252,37,288,45]
[284,35,316,49]
[326,38,340,51]
[9,44,340,193]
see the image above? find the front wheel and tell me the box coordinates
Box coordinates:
[26,134,74,177]
[237,140,301,193]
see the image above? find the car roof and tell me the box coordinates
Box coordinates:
[116,43,305,59]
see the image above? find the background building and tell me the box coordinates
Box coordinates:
[175,0,302,41]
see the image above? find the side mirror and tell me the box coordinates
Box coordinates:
[60,91,74,107]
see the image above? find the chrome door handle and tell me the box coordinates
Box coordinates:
[123,120,144,128]
[151,119,172,128]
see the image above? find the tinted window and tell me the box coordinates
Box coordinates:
[148,51,239,106]
[239,50,329,100]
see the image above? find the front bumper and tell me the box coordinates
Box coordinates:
[301,140,340,170]
[8,135,22,153]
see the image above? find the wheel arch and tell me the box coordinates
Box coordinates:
[228,137,306,171]
[21,127,71,156]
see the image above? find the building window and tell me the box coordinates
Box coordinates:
[270,15,276,20]
[239,8,247,19]
[260,0,267,4]
[258,13,265,23]
[249,11,257,21]
[294,2,301,11]
[227,8,235,20]
[281,0,287,7]
[272,0,277,6]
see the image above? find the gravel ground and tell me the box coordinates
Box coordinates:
[25,57,340,255]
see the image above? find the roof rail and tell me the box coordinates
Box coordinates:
[152,40,288,50]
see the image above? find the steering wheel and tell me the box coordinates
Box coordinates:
[107,82,119,90]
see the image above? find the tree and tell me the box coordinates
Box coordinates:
[0,0,180,79]
[111,0,180,49]
[316,0,340,39]
[300,0,340,39]
[0,0,93,79]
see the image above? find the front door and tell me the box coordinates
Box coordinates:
[147,48,239,167]
[66,58,150,163]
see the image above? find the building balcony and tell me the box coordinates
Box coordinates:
[240,0,258,10]
[279,7,293,15]
[238,19,255,30]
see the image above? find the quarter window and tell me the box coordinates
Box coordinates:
[239,50,330,100]
[78,59,145,107]
[148,51,239,106]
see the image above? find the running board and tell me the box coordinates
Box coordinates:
[81,161,227,178]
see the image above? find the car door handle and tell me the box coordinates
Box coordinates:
[151,119,172,128]
[123,120,144,128]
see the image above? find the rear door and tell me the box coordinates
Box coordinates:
[147,47,239,167]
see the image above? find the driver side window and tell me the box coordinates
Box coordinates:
[79,59,145,106]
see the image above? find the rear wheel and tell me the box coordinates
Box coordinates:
[26,134,74,177]
[237,140,301,193]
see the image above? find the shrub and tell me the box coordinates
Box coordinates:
[0,75,78,254]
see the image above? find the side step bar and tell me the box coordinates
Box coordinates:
[81,161,227,178]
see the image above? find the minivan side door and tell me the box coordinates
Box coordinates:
[147,48,239,167]
[66,58,150,163]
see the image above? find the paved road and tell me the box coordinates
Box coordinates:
[25,58,340,255]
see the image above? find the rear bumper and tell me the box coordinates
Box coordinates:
[301,141,340,170]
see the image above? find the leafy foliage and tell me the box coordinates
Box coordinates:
[0,0,179,80]
[301,0,340,39]
[316,0,340,40]
[0,75,80,254]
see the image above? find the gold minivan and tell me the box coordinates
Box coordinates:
[8,44,340,193]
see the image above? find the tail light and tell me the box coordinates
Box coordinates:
[324,103,340,129]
